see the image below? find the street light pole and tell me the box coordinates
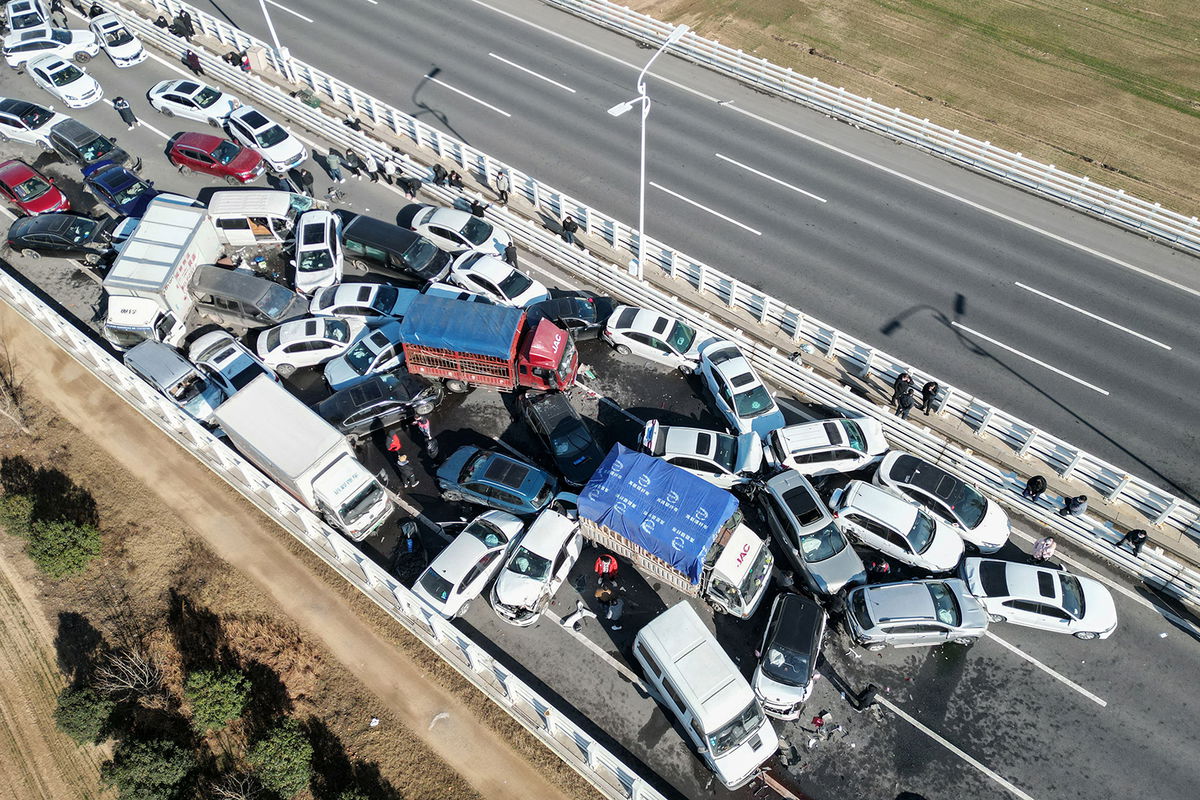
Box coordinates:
[607,24,689,280]
[256,0,293,81]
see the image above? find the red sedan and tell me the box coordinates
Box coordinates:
[0,160,70,215]
[167,132,265,184]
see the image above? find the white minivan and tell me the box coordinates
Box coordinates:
[632,603,778,789]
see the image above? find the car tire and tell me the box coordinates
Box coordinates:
[159,106,174,118]
[225,175,242,186]
[0,132,9,144]
[414,402,435,416]
[614,344,631,355]
[444,379,469,394]
[952,636,977,646]
[350,258,370,273]
[441,490,464,503]
[82,253,101,266]
[20,249,40,260]
[1073,631,1100,640]
[865,642,886,652]
[987,614,1006,623]
[678,364,694,376]
[74,52,91,63]
[276,363,296,377]
[207,117,221,128]
[177,164,192,176]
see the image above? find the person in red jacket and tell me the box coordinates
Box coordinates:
[594,554,618,585]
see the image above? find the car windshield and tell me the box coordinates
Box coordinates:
[800,522,848,562]
[77,135,114,161]
[908,510,937,554]
[404,238,440,271]
[225,361,262,392]
[298,250,333,272]
[506,546,551,581]
[460,216,492,246]
[465,518,510,548]
[667,320,696,352]
[18,104,52,129]
[50,29,71,44]
[193,86,221,108]
[50,65,84,86]
[112,179,151,206]
[103,28,134,47]
[1059,574,1085,619]
[927,582,962,626]
[762,642,813,687]
[418,569,454,603]
[555,337,577,384]
[371,286,398,310]
[841,420,869,452]
[342,341,377,373]
[255,124,289,148]
[733,384,775,418]
[711,434,737,472]
[738,545,773,602]
[552,422,592,457]
[707,701,764,758]
[498,269,533,298]
[12,176,50,201]
[211,140,240,165]
[945,482,989,529]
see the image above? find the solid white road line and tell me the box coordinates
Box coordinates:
[1014,282,1172,350]
[714,153,826,203]
[138,120,170,141]
[265,0,313,23]
[488,53,577,93]
[984,631,1108,707]
[425,75,512,117]
[949,321,1110,395]
[649,182,762,235]
[464,0,1200,302]
[877,696,1038,800]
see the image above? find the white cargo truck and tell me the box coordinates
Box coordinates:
[213,375,394,540]
[101,199,222,349]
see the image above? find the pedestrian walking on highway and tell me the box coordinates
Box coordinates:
[395,453,419,489]
[399,176,421,198]
[504,243,518,269]
[431,163,448,186]
[921,380,939,415]
[1022,474,1047,502]
[343,148,364,179]
[1058,495,1088,518]
[324,150,345,183]
[177,9,196,39]
[1116,528,1148,557]
[361,151,380,183]
[447,170,464,190]
[891,371,914,406]
[894,387,917,420]
[595,586,624,631]
[1032,536,1057,563]
[411,415,438,460]
[494,170,511,204]
[381,156,397,185]
[468,197,488,218]
[112,97,138,130]
[183,49,204,76]
[289,167,315,196]
[561,214,580,246]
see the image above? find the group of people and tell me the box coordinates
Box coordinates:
[890,372,940,420]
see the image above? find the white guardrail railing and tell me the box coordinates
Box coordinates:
[545,0,1200,257]
[124,0,1200,586]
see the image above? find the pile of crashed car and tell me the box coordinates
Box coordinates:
[0,8,1119,790]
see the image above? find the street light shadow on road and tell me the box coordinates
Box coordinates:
[410,66,472,148]
[1133,583,1200,643]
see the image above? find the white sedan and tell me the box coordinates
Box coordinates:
[0,96,68,147]
[961,558,1118,639]
[640,420,763,489]
[411,511,525,619]
[491,508,582,627]
[2,26,98,68]
[188,330,277,397]
[449,251,548,307]
[396,203,510,256]
[602,305,709,374]
[147,79,239,126]
[291,209,343,294]
[310,282,420,321]
[225,105,306,173]
[255,316,365,376]
[88,13,146,68]
[699,339,786,440]
[26,54,102,109]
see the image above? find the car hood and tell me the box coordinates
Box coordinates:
[227,147,264,175]
[1078,576,1118,631]
[749,408,787,441]
[734,433,764,474]
[294,264,338,294]
[557,444,605,488]
[323,357,367,391]
[919,522,966,572]
[493,572,545,610]
[957,589,991,631]
[808,546,867,595]
[963,499,1010,551]
[752,666,813,709]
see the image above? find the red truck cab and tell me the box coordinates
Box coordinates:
[519,317,578,391]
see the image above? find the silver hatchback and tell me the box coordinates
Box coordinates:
[844,578,987,650]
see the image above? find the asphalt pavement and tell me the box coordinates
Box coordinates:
[211,0,1200,504]
[2,25,1200,800]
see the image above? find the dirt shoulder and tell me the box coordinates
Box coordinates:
[0,306,588,800]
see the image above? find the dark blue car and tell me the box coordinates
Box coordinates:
[82,160,161,217]
[436,446,558,516]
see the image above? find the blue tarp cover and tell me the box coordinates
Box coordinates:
[399,295,523,360]
[579,444,737,584]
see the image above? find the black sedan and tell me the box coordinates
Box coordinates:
[315,370,443,439]
[519,390,605,487]
[529,293,615,340]
[5,212,121,265]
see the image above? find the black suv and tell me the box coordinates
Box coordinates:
[333,209,451,285]
[316,370,443,440]
[519,390,604,488]
[48,119,140,171]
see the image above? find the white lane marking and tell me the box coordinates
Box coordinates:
[1014,282,1172,350]
[984,631,1107,707]
[649,182,762,235]
[877,696,1038,800]
[714,152,826,203]
[488,53,577,93]
[464,0,1200,301]
[365,0,378,4]
[265,0,313,23]
[426,75,512,117]
[949,321,1110,395]
[138,120,170,141]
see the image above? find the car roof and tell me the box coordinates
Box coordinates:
[610,305,671,335]
[323,283,382,306]
[769,593,825,654]
[517,510,576,557]
[49,117,101,144]
[190,331,241,363]
[87,163,137,190]
[425,206,473,231]
[0,97,40,115]
[28,53,70,70]
[456,252,509,279]
[173,131,224,150]
[8,212,96,237]
[0,159,36,182]
[764,470,828,525]
[478,452,534,490]
[335,210,422,250]
[660,426,723,458]
[862,581,937,622]
[842,481,917,526]
[772,420,844,453]
[703,341,757,383]
[524,390,577,429]
[231,106,271,129]
[297,209,334,245]
[992,560,1060,602]
[275,316,344,344]
[90,13,123,30]
[165,79,203,96]
[4,25,53,43]
[428,530,491,580]
[885,453,960,496]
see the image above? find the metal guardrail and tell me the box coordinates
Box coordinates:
[0,266,668,800]
[544,0,1200,257]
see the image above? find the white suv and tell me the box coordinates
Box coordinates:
[829,480,964,573]
[3,26,98,68]
[291,209,343,294]
[764,416,888,476]
[225,105,306,172]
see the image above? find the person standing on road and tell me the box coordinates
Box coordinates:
[561,214,580,246]
[894,387,917,420]
[1115,528,1148,557]
[920,380,939,415]
[594,553,618,585]
[381,155,397,185]
[343,148,364,179]
[494,170,511,204]
[361,151,380,183]
[184,49,204,76]
[1032,535,1057,563]
[395,453,419,489]
[1058,495,1088,518]
[891,372,914,406]
[289,167,315,196]
[324,150,345,183]
[112,97,138,130]
[504,243,518,268]
[1022,474,1047,502]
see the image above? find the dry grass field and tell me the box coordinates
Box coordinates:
[628,0,1200,217]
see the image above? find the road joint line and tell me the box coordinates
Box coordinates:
[426,75,512,117]
[488,52,577,93]
[714,152,826,202]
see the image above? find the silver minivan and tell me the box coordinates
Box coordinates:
[844,578,987,650]
[123,340,227,423]
[191,266,308,333]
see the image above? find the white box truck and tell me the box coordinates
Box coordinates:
[101,199,221,350]
[213,375,394,540]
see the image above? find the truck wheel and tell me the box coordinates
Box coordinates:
[21,249,40,260]
[614,344,631,355]
[441,490,463,503]
[276,363,296,377]
[444,379,469,394]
